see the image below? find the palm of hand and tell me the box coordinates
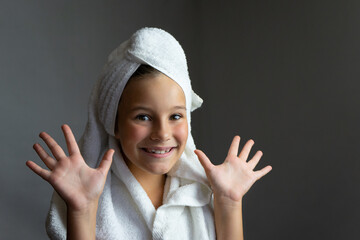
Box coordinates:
[195,136,272,203]
[26,125,114,211]
[48,153,106,209]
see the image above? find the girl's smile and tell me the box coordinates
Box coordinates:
[141,147,175,157]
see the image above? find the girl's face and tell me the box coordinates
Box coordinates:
[115,73,188,177]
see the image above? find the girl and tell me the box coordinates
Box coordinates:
[26,27,272,240]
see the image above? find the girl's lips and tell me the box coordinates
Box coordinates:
[141,147,175,158]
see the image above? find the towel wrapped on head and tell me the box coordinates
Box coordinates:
[46,27,215,240]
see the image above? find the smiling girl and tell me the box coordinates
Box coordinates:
[26,28,272,240]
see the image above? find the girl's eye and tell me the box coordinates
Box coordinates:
[136,114,151,121]
[170,114,182,120]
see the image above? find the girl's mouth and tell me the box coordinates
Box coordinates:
[141,147,175,157]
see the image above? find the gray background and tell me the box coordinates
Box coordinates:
[1,0,359,239]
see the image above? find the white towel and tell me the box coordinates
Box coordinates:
[46,27,215,240]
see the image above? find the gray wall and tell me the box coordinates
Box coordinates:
[1,0,359,239]
[196,1,360,239]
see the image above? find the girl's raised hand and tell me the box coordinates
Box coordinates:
[195,136,272,203]
[26,124,114,211]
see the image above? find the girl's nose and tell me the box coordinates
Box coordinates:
[150,121,170,141]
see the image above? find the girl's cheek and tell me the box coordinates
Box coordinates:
[127,124,149,140]
[174,121,188,141]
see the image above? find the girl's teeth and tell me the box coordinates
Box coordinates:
[147,148,171,154]
[154,150,165,154]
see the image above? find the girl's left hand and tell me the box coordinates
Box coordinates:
[195,136,272,203]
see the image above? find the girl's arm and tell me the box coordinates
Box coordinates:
[66,201,99,240]
[26,124,114,240]
[195,136,272,240]
[213,195,243,240]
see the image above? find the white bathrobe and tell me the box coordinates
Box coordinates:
[46,27,215,240]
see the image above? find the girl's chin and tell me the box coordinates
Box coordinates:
[123,153,180,176]
[144,163,175,175]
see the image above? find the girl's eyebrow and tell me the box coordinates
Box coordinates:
[130,106,186,112]
[173,106,187,110]
[129,107,152,112]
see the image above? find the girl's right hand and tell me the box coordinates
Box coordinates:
[26,124,114,212]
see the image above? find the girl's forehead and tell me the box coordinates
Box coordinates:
[119,73,186,108]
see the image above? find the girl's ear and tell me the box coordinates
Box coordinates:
[114,131,120,140]
[114,124,121,140]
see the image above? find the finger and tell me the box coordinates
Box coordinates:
[33,143,57,170]
[247,150,263,170]
[98,149,114,176]
[26,160,51,181]
[194,149,214,174]
[61,124,80,155]
[227,136,241,157]
[238,139,255,161]
[39,132,67,160]
[254,165,272,181]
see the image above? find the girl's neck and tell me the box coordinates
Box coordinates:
[124,159,167,209]
[136,171,167,209]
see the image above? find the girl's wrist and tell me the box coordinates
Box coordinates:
[66,200,98,240]
[213,193,243,209]
[67,199,99,216]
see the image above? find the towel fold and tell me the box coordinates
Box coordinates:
[46,27,215,240]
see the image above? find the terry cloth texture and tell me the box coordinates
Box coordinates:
[46,27,215,240]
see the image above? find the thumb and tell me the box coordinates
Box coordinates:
[98,149,114,176]
[194,149,214,175]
